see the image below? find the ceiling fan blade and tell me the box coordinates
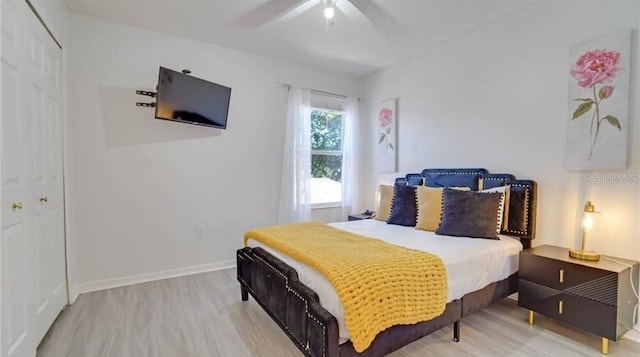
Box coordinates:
[233,0,314,28]
[278,0,320,22]
[347,0,405,36]
[336,0,372,27]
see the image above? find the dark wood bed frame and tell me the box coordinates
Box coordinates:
[237,168,537,357]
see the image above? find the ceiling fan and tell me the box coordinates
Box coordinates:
[234,0,404,35]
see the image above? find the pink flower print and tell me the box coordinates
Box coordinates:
[570,49,620,88]
[378,107,394,154]
[570,49,623,160]
[378,108,393,128]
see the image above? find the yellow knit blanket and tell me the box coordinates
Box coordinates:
[244,221,447,352]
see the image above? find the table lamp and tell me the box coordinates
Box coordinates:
[569,201,600,261]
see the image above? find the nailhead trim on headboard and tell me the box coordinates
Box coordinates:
[424,171,480,175]
[502,183,530,235]
[394,168,537,242]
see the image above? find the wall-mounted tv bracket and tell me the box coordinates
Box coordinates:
[135,69,190,107]
[136,89,157,108]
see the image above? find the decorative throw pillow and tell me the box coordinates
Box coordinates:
[415,186,470,232]
[435,188,503,240]
[387,185,418,226]
[374,185,394,221]
[481,185,510,231]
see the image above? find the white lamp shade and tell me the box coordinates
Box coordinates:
[582,213,594,230]
[582,211,600,231]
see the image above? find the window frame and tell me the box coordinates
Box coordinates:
[310,106,345,209]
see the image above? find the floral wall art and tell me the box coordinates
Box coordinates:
[565,30,632,170]
[376,99,397,173]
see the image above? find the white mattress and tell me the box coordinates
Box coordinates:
[246,219,522,342]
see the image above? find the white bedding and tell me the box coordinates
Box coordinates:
[246,219,522,342]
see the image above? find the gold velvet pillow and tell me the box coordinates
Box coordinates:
[374,185,394,221]
[415,186,469,232]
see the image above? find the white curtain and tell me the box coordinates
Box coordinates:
[278,87,312,224]
[341,96,361,218]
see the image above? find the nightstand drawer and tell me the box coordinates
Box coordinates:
[520,252,615,295]
[519,280,618,339]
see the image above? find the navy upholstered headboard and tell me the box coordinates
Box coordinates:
[395,168,537,248]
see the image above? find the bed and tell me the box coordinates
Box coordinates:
[237,168,537,357]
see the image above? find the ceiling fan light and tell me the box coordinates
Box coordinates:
[324,6,335,19]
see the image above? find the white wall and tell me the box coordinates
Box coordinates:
[67,13,361,298]
[361,0,639,262]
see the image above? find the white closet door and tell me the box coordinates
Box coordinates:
[1,0,35,356]
[25,2,65,343]
[1,0,66,356]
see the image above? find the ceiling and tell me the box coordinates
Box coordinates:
[65,0,535,78]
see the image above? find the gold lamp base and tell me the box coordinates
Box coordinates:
[569,249,600,261]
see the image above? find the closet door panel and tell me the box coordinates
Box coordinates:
[2,1,36,356]
[23,4,66,343]
[2,0,66,354]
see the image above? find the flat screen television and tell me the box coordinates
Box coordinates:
[155,67,232,129]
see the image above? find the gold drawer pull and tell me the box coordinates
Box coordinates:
[558,300,563,314]
[40,196,48,203]
[559,269,564,283]
[11,202,23,211]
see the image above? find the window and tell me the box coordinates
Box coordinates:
[310,109,344,207]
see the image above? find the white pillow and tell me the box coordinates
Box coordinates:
[480,185,510,233]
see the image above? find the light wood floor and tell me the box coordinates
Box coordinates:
[38,268,640,357]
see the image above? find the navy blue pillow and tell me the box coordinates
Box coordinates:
[436,188,502,239]
[387,185,417,226]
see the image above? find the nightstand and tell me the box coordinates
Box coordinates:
[348,214,373,221]
[518,245,639,354]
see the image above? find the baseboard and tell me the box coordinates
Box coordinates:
[69,260,235,303]
[623,323,640,343]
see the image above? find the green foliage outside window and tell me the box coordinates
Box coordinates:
[311,110,343,182]
[311,110,342,150]
[311,155,342,182]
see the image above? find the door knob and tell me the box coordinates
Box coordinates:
[40,196,48,203]
[11,202,23,210]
